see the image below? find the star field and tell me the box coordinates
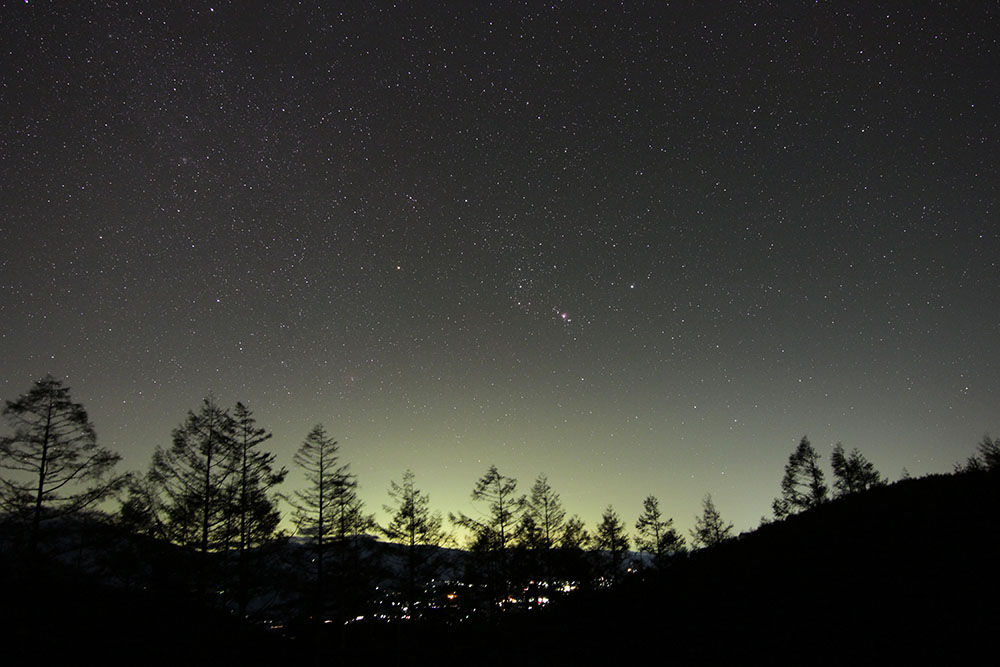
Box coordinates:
[2,1,998,534]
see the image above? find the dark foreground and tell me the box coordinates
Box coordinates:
[4,470,997,665]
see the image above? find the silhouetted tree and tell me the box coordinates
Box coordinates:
[382,469,445,611]
[561,515,590,550]
[328,466,374,542]
[450,465,524,597]
[515,512,544,549]
[523,474,566,549]
[773,436,828,518]
[287,424,365,619]
[956,435,1000,473]
[976,435,1000,470]
[593,505,629,584]
[554,514,592,584]
[149,398,235,550]
[512,512,543,588]
[515,474,566,582]
[147,397,236,595]
[227,402,286,616]
[690,493,733,548]
[117,472,161,538]
[830,443,885,497]
[635,495,685,565]
[0,375,126,552]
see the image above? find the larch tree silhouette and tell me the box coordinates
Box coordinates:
[773,436,828,519]
[288,424,343,619]
[554,514,592,584]
[690,493,733,548]
[515,473,567,583]
[561,515,590,550]
[830,443,885,497]
[0,375,126,552]
[523,474,567,550]
[593,505,630,584]
[227,402,286,616]
[450,464,525,600]
[955,435,1000,473]
[288,423,374,621]
[381,469,445,612]
[975,435,1000,470]
[635,494,685,565]
[146,396,238,596]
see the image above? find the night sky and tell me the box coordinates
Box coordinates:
[2,1,998,537]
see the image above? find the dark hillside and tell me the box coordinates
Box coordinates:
[0,550,290,667]
[2,471,996,665]
[566,471,1000,663]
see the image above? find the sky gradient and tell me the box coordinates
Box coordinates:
[2,0,998,537]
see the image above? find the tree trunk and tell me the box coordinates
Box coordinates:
[29,397,54,553]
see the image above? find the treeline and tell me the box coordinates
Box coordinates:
[2,375,997,626]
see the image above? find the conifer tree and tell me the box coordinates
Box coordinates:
[975,435,1000,470]
[450,465,524,596]
[956,435,1000,473]
[690,493,733,548]
[773,436,828,519]
[523,474,566,550]
[149,397,236,555]
[515,512,544,550]
[634,495,685,565]
[227,402,286,616]
[0,375,125,552]
[561,515,590,550]
[830,443,885,497]
[328,467,374,542]
[288,424,373,619]
[515,474,566,583]
[593,505,629,584]
[382,470,444,611]
[555,514,592,584]
[146,397,237,596]
[287,424,342,615]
